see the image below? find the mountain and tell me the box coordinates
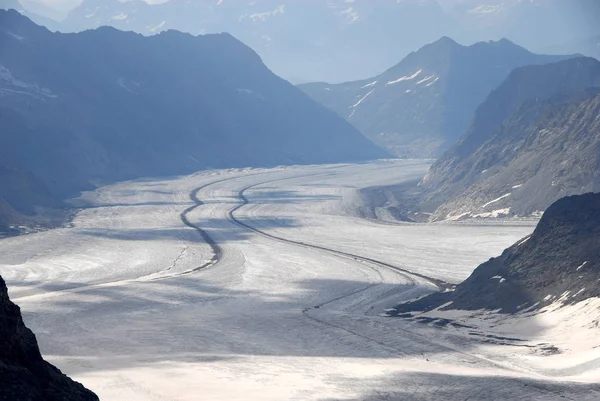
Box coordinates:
[0,0,61,30]
[420,57,600,220]
[446,0,600,54]
[548,34,600,62]
[298,38,573,158]
[15,0,598,84]
[0,165,64,235]
[0,275,99,400]
[5,0,599,83]
[57,0,455,83]
[0,10,387,203]
[393,192,600,314]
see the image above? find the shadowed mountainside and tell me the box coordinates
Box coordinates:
[0,10,388,230]
[0,275,99,400]
[394,192,600,314]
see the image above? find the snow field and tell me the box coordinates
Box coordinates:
[2,160,596,400]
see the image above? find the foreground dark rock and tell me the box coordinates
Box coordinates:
[394,193,600,314]
[0,275,98,401]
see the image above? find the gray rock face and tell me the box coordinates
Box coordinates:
[0,275,99,400]
[0,10,387,202]
[299,38,572,158]
[394,192,600,314]
[421,57,600,220]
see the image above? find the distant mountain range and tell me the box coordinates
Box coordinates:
[299,38,573,158]
[1,0,599,83]
[394,192,600,314]
[0,10,387,231]
[421,57,600,220]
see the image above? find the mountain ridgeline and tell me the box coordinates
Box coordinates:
[0,10,387,229]
[3,0,599,83]
[299,38,573,158]
[420,57,600,221]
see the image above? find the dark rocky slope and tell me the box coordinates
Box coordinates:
[0,165,64,235]
[0,10,387,201]
[420,57,600,220]
[299,38,572,157]
[0,275,98,400]
[394,192,600,314]
[431,89,600,220]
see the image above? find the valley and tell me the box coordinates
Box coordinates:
[2,161,598,400]
[1,3,599,399]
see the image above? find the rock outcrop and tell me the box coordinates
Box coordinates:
[394,192,600,314]
[0,275,98,400]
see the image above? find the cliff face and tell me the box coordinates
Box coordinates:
[419,57,600,220]
[429,89,600,221]
[395,193,600,314]
[0,275,98,401]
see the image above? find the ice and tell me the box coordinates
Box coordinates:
[416,75,435,85]
[468,5,504,15]
[341,6,359,23]
[445,211,472,221]
[472,208,511,218]
[148,21,166,32]
[482,193,511,208]
[243,5,285,22]
[350,88,375,108]
[361,81,378,89]
[2,161,594,400]
[425,77,440,87]
[0,65,57,99]
[386,69,422,85]
[7,32,25,41]
[85,6,101,18]
[576,261,588,271]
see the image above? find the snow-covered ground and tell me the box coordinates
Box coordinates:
[1,160,598,400]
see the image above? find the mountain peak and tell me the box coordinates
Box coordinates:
[413,35,463,55]
[0,8,47,35]
[431,35,461,47]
